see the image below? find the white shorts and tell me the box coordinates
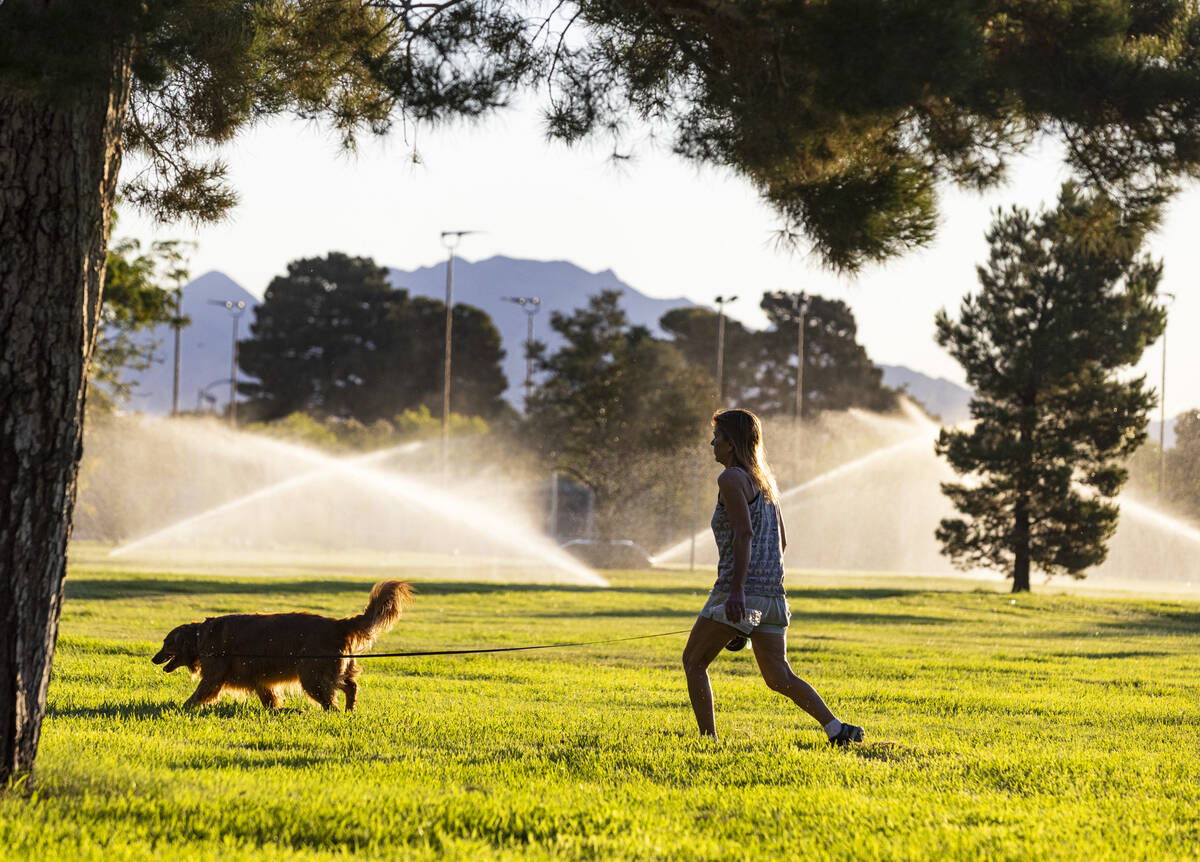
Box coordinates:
[697,590,790,636]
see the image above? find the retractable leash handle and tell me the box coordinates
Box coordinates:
[196,628,693,661]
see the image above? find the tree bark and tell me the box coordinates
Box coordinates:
[1012,497,1031,593]
[0,56,131,785]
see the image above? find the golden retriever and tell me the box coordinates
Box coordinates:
[151,580,413,710]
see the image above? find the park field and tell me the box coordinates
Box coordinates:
[2,564,1199,860]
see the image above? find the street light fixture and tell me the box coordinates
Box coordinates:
[1158,291,1176,500]
[501,295,542,406]
[208,299,247,427]
[440,230,479,474]
[714,295,738,404]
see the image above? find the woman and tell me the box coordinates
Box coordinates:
[682,408,865,746]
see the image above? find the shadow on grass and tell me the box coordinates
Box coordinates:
[522,608,694,620]
[790,610,951,626]
[788,588,917,601]
[1050,650,1170,659]
[64,577,394,601]
[46,699,357,722]
[67,576,938,604]
[46,700,182,721]
[1038,610,1200,640]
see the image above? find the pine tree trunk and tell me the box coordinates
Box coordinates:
[0,59,131,785]
[1012,498,1032,593]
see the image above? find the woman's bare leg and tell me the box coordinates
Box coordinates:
[682,617,741,738]
[749,631,836,726]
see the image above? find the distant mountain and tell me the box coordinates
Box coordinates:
[117,271,260,415]
[118,258,972,424]
[387,256,699,408]
[878,366,1185,447]
[879,365,973,424]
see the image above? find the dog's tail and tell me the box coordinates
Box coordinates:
[343,580,414,652]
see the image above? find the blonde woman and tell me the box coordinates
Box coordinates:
[682,408,865,746]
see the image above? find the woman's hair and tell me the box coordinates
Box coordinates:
[712,408,779,503]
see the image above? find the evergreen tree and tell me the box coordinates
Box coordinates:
[935,185,1166,592]
[1166,410,1200,521]
[660,295,897,416]
[239,253,507,422]
[756,294,898,417]
[527,291,715,546]
[658,306,757,403]
[545,0,1200,269]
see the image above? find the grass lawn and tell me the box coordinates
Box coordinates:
[3,562,1199,860]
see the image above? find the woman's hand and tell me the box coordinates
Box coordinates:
[724,587,746,624]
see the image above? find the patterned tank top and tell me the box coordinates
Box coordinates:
[711,471,785,597]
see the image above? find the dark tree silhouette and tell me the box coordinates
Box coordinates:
[935,185,1166,592]
[660,296,897,417]
[756,294,898,417]
[239,253,506,422]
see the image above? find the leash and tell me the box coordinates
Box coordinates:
[197,628,692,661]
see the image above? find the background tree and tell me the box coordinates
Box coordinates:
[526,291,714,547]
[755,294,898,417]
[239,253,402,421]
[10,0,1200,785]
[92,235,184,408]
[660,296,897,416]
[239,253,507,422]
[1165,410,1200,521]
[658,306,758,404]
[935,185,1166,592]
[398,297,510,420]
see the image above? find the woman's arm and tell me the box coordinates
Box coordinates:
[717,469,754,623]
[778,507,787,554]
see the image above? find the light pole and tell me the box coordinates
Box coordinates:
[714,294,738,404]
[209,299,247,427]
[501,295,541,406]
[766,290,809,421]
[440,230,478,474]
[792,292,808,422]
[1158,291,1176,500]
[171,283,183,416]
[159,244,193,417]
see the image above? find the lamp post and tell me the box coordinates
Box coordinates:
[501,295,541,406]
[766,290,809,422]
[792,292,808,423]
[714,294,738,404]
[440,230,478,474]
[208,299,247,427]
[171,283,183,417]
[1158,292,1176,500]
[153,239,193,417]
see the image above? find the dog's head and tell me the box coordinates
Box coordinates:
[151,622,202,674]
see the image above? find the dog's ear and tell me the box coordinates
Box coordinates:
[185,622,203,672]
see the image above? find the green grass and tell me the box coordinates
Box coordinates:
[3,565,1200,860]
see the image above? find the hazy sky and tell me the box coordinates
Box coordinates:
[118,100,1199,418]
